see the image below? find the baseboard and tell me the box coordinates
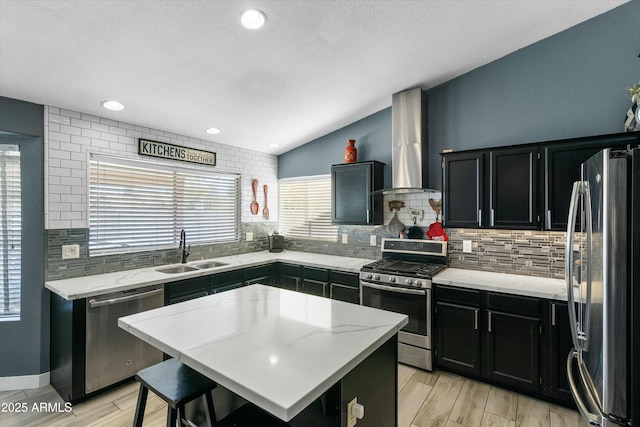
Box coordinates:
[0,372,50,391]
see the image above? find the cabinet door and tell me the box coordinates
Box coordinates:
[211,270,245,293]
[329,271,360,304]
[543,136,635,230]
[165,277,210,305]
[300,279,326,297]
[276,263,300,291]
[244,264,276,286]
[486,310,540,391]
[489,146,539,229]
[548,302,574,404]
[442,152,484,228]
[331,162,383,225]
[435,301,481,376]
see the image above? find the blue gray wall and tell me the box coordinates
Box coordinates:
[0,97,47,376]
[279,1,640,190]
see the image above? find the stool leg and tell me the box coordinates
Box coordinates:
[205,391,217,425]
[133,384,148,427]
[167,405,177,427]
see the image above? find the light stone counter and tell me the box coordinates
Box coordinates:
[118,284,408,422]
[433,268,567,301]
[45,250,375,301]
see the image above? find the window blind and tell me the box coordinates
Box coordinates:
[0,145,21,320]
[89,154,240,256]
[279,176,338,241]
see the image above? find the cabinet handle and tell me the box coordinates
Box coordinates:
[478,209,482,227]
[474,309,479,330]
[366,209,370,223]
[552,303,556,326]
[490,209,495,226]
[546,210,552,229]
[488,311,492,332]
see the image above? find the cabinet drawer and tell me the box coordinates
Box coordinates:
[279,263,300,277]
[486,292,539,316]
[329,270,359,287]
[166,277,209,300]
[302,266,329,282]
[244,264,273,280]
[436,285,480,306]
[211,270,244,286]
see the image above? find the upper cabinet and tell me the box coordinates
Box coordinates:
[331,161,384,225]
[442,131,640,230]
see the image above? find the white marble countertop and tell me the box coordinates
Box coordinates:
[45,250,375,301]
[433,268,568,301]
[118,284,408,422]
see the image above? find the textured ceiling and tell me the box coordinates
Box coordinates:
[0,0,628,154]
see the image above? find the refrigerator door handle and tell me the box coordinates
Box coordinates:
[567,350,602,426]
[566,181,585,351]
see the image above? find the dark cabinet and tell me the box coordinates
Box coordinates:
[434,285,481,376]
[276,263,301,291]
[331,161,384,225]
[165,277,210,305]
[442,146,539,229]
[543,133,638,230]
[300,266,328,297]
[546,301,574,404]
[211,270,245,293]
[442,152,483,228]
[329,270,360,304]
[489,146,539,229]
[244,264,276,287]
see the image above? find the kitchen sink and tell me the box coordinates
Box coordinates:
[156,265,200,274]
[192,261,229,269]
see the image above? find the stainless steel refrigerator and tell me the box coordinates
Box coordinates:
[566,147,639,426]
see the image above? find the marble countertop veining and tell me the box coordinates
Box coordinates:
[45,250,375,301]
[118,284,408,421]
[433,268,568,301]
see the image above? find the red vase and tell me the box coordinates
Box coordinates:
[344,139,357,163]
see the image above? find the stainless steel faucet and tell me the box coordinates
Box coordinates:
[179,229,190,263]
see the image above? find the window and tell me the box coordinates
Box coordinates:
[279,175,338,241]
[0,145,21,320]
[89,154,240,256]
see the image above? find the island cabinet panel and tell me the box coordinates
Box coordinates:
[300,266,329,297]
[485,292,541,392]
[442,152,484,228]
[545,301,574,405]
[165,276,210,305]
[211,269,245,293]
[276,263,301,291]
[434,285,481,376]
[489,146,540,229]
[331,161,384,225]
[328,271,359,304]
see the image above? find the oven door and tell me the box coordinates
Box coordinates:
[360,280,430,339]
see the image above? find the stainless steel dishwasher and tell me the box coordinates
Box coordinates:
[85,285,164,394]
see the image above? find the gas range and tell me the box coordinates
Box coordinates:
[359,238,448,371]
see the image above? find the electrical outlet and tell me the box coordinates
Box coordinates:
[462,240,472,253]
[62,244,80,259]
[369,235,376,246]
[342,233,348,244]
[246,232,253,241]
[347,397,358,427]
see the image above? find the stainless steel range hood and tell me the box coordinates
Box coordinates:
[378,88,436,195]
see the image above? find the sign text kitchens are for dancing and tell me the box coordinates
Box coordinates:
[138,139,216,166]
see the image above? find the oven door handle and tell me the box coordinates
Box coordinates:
[361,281,426,295]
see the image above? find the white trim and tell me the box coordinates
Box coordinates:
[0,372,50,391]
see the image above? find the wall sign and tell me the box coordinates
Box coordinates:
[138,138,216,166]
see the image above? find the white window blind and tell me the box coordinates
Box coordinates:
[279,175,338,241]
[0,145,21,320]
[89,154,240,256]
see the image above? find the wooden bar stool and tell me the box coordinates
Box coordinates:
[133,358,217,427]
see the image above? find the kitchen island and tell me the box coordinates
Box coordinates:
[118,284,408,426]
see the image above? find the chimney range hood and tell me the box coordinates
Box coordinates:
[377,88,437,195]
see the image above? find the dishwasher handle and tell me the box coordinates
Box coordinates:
[88,287,164,308]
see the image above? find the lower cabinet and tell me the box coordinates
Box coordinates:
[165,277,210,305]
[276,263,301,291]
[244,264,276,287]
[300,266,329,297]
[434,285,573,407]
[211,270,245,293]
[329,270,360,304]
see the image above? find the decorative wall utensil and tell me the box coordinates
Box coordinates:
[251,179,259,215]
[263,184,270,220]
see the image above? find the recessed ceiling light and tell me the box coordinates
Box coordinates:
[101,100,124,111]
[241,9,266,30]
[205,127,221,135]
[268,143,279,149]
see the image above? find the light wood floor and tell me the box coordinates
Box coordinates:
[1,364,585,427]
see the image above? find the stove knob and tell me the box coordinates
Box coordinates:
[405,278,413,285]
[389,276,396,283]
[415,280,422,286]
[366,273,373,280]
[374,275,380,281]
